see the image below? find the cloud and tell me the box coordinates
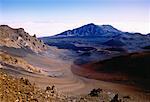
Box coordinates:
[1,20,149,37]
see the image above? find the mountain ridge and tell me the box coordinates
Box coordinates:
[0,25,47,53]
[41,23,150,52]
[49,23,149,38]
[54,23,123,37]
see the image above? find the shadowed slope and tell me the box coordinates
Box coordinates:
[72,52,150,91]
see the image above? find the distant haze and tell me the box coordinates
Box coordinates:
[0,0,149,37]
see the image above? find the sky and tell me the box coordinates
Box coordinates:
[0,0,150,37]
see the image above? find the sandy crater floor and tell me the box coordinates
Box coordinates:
[0,48,150,102]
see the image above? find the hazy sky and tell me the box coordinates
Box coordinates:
[0,0,150,37]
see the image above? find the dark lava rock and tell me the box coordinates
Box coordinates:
[89,88,102,97]
[110,94,121,102]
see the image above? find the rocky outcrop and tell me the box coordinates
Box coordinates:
[0,25,47,53]
[0,72,133,102]
[0,52,42,73]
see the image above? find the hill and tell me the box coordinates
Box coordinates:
[72,51,150,91]
[0,25,47,53]
[41,23,150,52]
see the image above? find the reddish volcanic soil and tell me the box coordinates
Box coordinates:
[72,64,129,83]
[71,51,150,92]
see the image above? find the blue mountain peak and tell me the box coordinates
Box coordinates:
[55,23,122,37]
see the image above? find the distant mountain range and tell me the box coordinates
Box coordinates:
[41,23,150,52]
[54,23,123,37]
[52,23,149,37]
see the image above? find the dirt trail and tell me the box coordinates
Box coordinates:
[1,49,150,102]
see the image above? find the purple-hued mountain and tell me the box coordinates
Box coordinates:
[55,23,122,37]
[147,33,150,37]
[53,23,149,38]
[41,23,150,52]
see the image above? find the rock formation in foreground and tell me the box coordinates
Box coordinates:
[0,72,132,102]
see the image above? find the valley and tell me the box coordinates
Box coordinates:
[0,24,150,102]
